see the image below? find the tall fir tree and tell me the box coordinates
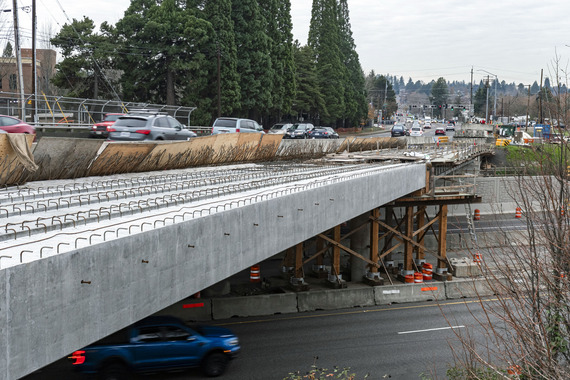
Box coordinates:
[308,0,345,126]
[337,0,366,127]
[260,0,296,121]
[232,0,274,120]
[292,43,326,120]
[195,0,241,124]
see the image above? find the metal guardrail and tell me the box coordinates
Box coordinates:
[0,91,197,127]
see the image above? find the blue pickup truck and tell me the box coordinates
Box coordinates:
[69,316,240,379]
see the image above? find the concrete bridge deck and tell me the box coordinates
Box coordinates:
[1,161,426,380]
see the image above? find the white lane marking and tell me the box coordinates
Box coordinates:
[397,325,465,335]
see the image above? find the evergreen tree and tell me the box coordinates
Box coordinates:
[259,0,296,120]
[51,17,117,99]
[2,42,13,57]
[232,0,274,120]
[113,0,212,106]
[531,81,540,95]
[405,77,414,92]
[337,0,366,127]
[308,0,345,125]
[292,43,326,121]
[369,75,396,120]
[196,0,241,124]
[431,77,448,117]
[474,86,487,116]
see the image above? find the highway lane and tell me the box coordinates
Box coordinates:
[24,298,502,380]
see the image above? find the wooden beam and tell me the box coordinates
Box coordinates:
[295,243,303,278]
[318,233,380,268]
[416,206,426,261]
[376,219,445,261]
[438,204,448,270]
[370,208,379,272]
[332,225,341,276]
[404,206,414,272]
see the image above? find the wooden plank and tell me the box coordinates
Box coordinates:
[319,233,380,268]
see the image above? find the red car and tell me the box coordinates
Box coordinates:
[90,113,124,138]
[0,115,36,135]
[435,126,446,135]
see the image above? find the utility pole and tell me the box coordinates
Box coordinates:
[32,0,37,123]
[525,85,531,131]
[485,75,489,124]
[538,68,543,124]
[470,67,473,115]
[12,0,25,119]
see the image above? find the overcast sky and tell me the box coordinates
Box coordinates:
[8,0,570,86]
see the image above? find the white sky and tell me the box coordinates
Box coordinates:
[5,0,570,86]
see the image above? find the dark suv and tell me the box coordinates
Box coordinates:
[108,111,197,141]
[284,123,315,139]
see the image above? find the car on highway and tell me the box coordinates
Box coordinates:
[445,123,456,131]
[211,117,264,135]
[409,125,423,137]
[390,124,406,137]
[323,127,339,139]
[0,115,36,136]
[284,123,315,139]
[90,113,124,138]
[267,122,293,134]
[108,112,198,141]
[435,126,446,135]
[69,316,240,379]
[307,127,338,139]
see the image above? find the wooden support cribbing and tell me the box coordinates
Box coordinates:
[332,224,341,277]
[316,235,324,267]
[416,205,426,262]
[294,243,303,279]
[404,206,414,274]
[283,246,295,269]
[436,204,448,277]
[370,208,380,273]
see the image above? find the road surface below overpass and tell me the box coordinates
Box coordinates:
[23,297,502,379]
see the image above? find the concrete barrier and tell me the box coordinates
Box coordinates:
[445,277,502,299]
[297,286,375,312]
[154,298,213,322]
[374,282,445,304]
[211,293,298,319]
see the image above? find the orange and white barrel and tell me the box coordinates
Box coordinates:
[515,207,522,218]
[414,272,423,283]
[473,209,480,220]
[250,265,261,282]
[422,263,433,281]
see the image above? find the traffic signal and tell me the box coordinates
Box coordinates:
[438,105,442,109]
[451,105,454,110]
[444,104,448,109]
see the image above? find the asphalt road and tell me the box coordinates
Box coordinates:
[23,298,501,380]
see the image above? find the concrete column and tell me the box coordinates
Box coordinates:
[350,212,369,282]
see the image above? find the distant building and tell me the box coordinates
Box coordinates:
[0,48,57,96]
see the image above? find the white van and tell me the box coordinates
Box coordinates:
[424,116,431,129]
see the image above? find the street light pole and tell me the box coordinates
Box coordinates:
[478,69,498,123]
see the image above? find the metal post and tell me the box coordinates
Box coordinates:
[12,0,25,119]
